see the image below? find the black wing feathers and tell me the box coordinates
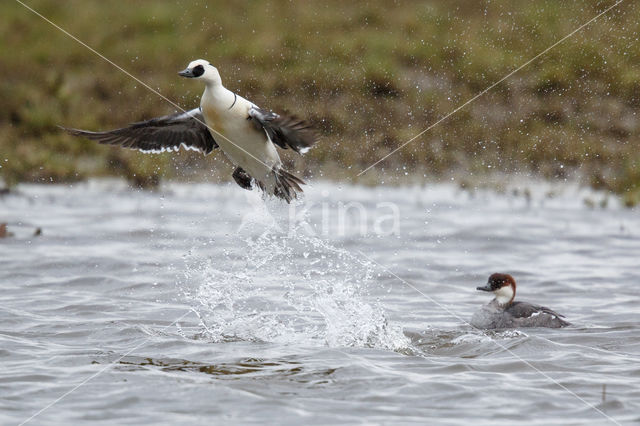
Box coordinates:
[248,107,317,154]
[62,109,218,155]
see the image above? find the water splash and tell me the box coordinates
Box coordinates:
[180,211,408,350]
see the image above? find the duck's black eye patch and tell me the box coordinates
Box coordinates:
[192,65,205,77]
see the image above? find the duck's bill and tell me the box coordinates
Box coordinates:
[178,68,194,78]
[476,284,492,292]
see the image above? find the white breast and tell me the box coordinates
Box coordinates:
[201,86,281,185]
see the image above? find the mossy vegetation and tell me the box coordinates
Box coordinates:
[1,0,639,203]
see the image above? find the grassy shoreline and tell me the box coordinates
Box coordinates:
[1,0,639,205]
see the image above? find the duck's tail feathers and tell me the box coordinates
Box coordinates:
[271,167,305,203]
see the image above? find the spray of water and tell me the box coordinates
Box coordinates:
[179,198,408,350]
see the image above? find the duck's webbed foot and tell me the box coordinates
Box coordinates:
[232,166,253,190]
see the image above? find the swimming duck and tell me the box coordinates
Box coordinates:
[471,273,570,329]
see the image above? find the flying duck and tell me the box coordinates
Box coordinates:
[63,59,318,202]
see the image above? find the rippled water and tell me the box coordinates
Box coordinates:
[1,180,639,425]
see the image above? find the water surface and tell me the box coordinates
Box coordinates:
[1,180,639,425]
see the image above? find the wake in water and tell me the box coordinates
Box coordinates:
[178,197,408,350]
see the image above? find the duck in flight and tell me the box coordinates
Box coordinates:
[63,59,318,202]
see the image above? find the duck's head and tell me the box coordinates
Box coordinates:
[477,273,516,305]
[178,59,221,86]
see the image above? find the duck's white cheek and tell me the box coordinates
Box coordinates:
[494,286,514,304]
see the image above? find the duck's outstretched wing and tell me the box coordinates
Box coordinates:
[61,108,218,154]
[248,106,318,154]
